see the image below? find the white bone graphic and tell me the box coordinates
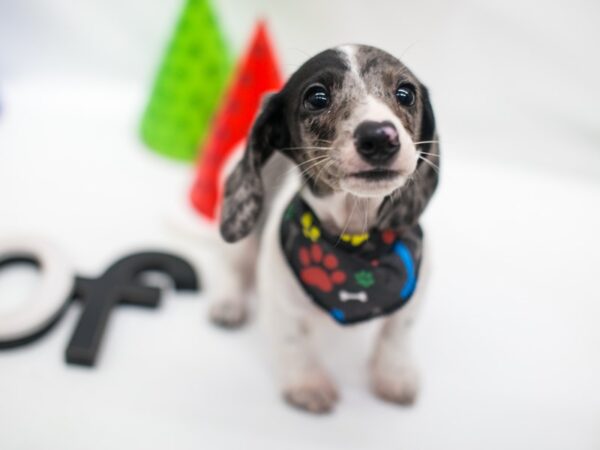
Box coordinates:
[339,290,368,303]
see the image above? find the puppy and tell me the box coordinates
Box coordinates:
[208,44,439,413]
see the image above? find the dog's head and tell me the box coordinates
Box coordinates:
[220,44,438,243]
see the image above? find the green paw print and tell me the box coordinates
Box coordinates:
[354,270,375,288]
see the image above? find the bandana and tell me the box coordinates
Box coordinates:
[280,194,423,325]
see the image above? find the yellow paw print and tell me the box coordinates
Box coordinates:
[301,212,321,242]
[340,232,369,246]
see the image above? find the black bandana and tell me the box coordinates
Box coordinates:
[280,194,423,325]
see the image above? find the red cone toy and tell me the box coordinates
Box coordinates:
[190,21,283,221]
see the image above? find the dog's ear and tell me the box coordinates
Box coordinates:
[419,84,436,153]
[377,84,439,229]
[219,93,288,243]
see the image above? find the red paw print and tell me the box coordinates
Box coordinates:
[381,229,397,245]
[298,244,346,293]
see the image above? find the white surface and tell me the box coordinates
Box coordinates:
[2,0,599,177]
[0,80,599,450]
[1,0,599,448]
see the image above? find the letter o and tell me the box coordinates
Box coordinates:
[0,236,74,346]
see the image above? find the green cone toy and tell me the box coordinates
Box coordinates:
[140,0,232,162]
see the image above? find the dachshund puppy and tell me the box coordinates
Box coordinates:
[209,44,439,413]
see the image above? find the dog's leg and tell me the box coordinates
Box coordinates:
[370,246,430,405]
[258,190,339,413]
[207,234,258,328]
[266,299,339,414]
[370,303,420,405]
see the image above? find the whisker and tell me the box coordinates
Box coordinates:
[294,154,330,167]
[390,187,401,207]
[418,151,440,158]
[400,40,420,58]
[418,155,440,173]
[315,139,334,145]
[276,155,329,184]
[295,156,332,183]
[298,160,328,179]
[336,196,358,246]
[413,140,439,146]
[280,147,331,152]
[287,47,312,59]
[297,158,329,193]
[314,159,335,187]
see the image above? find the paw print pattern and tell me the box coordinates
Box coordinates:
[381,229,397,245]
[354,270,375,288]
[301,212,321,242]
[299,243,346,293]
[340,232,369,246]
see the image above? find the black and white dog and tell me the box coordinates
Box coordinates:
[207,44,439,413]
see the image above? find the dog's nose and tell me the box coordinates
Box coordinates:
[354,121,400,165]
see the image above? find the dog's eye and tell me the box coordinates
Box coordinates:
[395,84,415,107]
[304,85,330,111]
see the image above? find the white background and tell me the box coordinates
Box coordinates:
[0,1,599,449]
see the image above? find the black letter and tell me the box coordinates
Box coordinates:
[66,252,199,367]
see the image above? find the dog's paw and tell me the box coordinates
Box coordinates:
[209,299,247,329]
[283,372,339,414]
[370,361,419,406]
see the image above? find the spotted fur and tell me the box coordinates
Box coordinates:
[212,44,440,413]
[220,44,439,242]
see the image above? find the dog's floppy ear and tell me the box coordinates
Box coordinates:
[220,93,288,243]
[418,84,436,153]
[377,84,439,229]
